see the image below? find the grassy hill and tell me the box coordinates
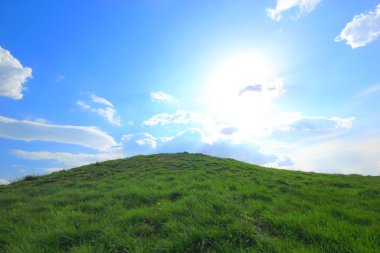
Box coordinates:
[0,153,379,253]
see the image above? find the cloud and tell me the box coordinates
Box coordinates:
[220,126,238,135]
[150,91,175,102]
[335,4,380,48]
[274,113,354,132]
[239,78,285,97]
[12,150,123,168]
[0,46,32,99]
[266,0,322,21]
[0,178,10,185]
[141,109,353,145]
[77,93,121,126]
[91,93,114,107]
[270,113,355,142]
[142,110,202,126]
[122,129,286,166]
[287,116,354,132]
[290,133,380,175]
[0,115,117,151]
[122,133,158,156]
[356,83,380,97]
[55,75,64,83]
[239,84,262,95]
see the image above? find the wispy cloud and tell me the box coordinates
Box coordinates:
[142,110,202,126]
[55,74,64,83]
[0,115,117,151]
[12,150,123,168]
[0,46,32,99]
[266,0,322,21]
[77,93,121,126]
[150,91,175,102]
[356,83,380,97]
[91,93,114,107]
[335,3,380,48]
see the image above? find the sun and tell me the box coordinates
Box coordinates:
[204,52,283,137]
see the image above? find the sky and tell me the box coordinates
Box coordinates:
[1,0,380,183]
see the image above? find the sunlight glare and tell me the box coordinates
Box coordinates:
[205,52,283,138]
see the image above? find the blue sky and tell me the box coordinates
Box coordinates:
[1,0,380,183]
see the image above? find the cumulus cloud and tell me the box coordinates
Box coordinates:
[12,150,123,168]
[121,132,173,156]
[77,93,121,126]
[266,0,322,21]
[0,178,10,185]
[335,4,380,48]
[150,91,175,102]
[122,129,286,166]
[274,113,354,133]
[142,110,202,126]
[270,113,355,143]
[0,115,117,151]
[0,46,32,99]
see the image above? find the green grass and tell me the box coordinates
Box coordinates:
[0,153,379,252]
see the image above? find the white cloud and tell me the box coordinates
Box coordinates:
[121,132,173,156]
[122,133,157,155]
[266,0,322,21]
[290,133,380,175]
[122,132,158,149]
[12,150,123,168]
[0,46,32,99]
[270,113,355,143]
[335,4,380,48]
[91,93,114,107]
[0,178,10,185]
[96,107,120,126]
[141,109,354,146]
[0,115,117,151]
[142,110,202,126]
[275,113,355,132]
[77,100,91,110]
[77,94,121,126]
[121,129,285,166]
[150,91,175,102]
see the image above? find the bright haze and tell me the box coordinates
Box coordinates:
[1,0,380,183]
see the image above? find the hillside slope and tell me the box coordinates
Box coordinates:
[0,153,379,252]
